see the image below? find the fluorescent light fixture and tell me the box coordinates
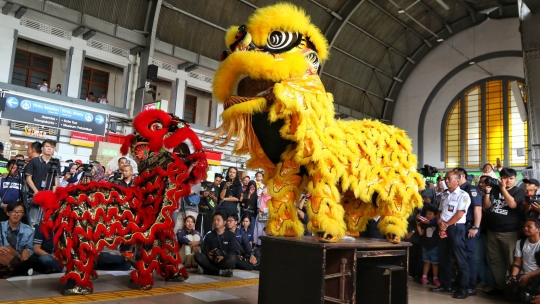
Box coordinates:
[469,61,475,65]
[397,9,406,14]
[82,30,96,40]
[437,38,444,42]
[435,0,450,10]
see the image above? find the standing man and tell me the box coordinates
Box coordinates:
[482,168,526,296]
[113,164,134,188]
[430,171,471,299]
[25,140,58,228]
[26,142,42,163]
[454,168,482,296]
[197,174,221,235]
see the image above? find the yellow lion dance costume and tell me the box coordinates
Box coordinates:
[213,3,424,243]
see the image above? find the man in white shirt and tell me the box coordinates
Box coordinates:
[430,171,471,299]
[508,220,540,289]
[37,79,49,92]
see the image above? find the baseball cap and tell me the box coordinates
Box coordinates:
[523,179,540,187]
[75,159,83,164]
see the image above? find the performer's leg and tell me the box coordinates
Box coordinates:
[306,173,346,242]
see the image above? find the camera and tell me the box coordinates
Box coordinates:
[81,163,93,179]
[49,158,59,171]
[113,171,123,180]
[15,159,25,168]
[484,176,500,189]
[212,248,225,264]
[419,164,438,177]
[530,196,540,204]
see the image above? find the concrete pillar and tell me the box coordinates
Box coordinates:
[174,79,187,119]
[0,27,17,83]
[66,48,85,99]
[216,103,224,127]
[209,97,219,128]
[519,1,540,169]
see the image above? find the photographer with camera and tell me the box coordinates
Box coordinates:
[113,164,134,188]
[226,214,259,271]
[58,163,79,187]
[524,179,540,219]
[110,157,129,182]
[0,160,23,222]
[25,140,58,228]
[482,168,526,296]
[193,212,236,277]
[217,167,242,217]
[506,219,540,302]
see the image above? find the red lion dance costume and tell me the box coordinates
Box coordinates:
[33,109,208,295]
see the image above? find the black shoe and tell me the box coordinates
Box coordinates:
[430,287,452,293]
[486,289,504,296]
[453,290,468,299]
[467,289,477,296]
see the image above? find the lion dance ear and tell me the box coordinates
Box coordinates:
[120,134,136,156]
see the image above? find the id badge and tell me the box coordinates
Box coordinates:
[448,204,455,212]
[426,227,434,238]
[41,181,46,188]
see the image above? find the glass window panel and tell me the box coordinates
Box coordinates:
[185,95,197,107]
[14,50,30,66]
[184,108,195,123]
[90,85,107,99]
[32,55,51,71]
[80,82,89,100]
[30,71,48,89]
[91,70,108,85]
[83,68,90,81]
[11,66,27,86]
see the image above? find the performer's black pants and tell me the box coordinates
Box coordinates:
[194,252,236,275]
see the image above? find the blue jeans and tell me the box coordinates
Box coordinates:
[475,233,495,286]
[39,254,63,272]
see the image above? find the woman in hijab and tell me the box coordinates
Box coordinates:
[59,163,79,187]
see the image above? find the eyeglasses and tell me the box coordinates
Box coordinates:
[10,211,24,215]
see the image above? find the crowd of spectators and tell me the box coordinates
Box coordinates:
[35,79,108,104]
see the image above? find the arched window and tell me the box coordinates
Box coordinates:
[444,78,528,169]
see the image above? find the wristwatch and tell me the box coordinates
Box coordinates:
[471,226,479,230]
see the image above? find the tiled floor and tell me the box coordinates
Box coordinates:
[0,269,509,304]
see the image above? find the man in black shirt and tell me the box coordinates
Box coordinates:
[25,139,58,228]
[482,167,526,295]
[194,212,236,277]
[113,164,134,188]
[226,214,258,270]
[197,175,221,235]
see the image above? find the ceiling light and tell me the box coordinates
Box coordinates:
[397,9,406,14]
[469,61,475,65]
[437,38,444,42]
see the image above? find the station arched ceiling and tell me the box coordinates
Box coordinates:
[48,0,518,122]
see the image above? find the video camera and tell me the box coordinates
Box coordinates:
[49,158,60,173]
[483,176,500,189]
[113,171,123,180]
[419,164,438,177]
[81,163,93,179]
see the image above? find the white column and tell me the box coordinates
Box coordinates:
[66,48,85,98]
[0,27,16,83]
[174,79,187,119]
[216,103,224,127]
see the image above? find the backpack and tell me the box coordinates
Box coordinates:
[186,193,200,206]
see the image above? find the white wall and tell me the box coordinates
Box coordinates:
[393,18,523,168]
[187,87,212,127]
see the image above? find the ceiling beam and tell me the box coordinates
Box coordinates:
[322,72,386,102]
[419,0,452,33]
[346,20,414,63]
[162,1,226,32]
[366,0,432,47]
[321,0,365,75]
[310,0,343,20]
[333,46,402,81]
[238,0,257,9]
[455,0,476,23]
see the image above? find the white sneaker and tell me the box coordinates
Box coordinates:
[198,265,204,274]
[27,268,33,276]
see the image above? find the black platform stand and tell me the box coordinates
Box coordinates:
[258,236,411,304]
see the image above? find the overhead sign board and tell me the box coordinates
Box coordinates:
[1,93,107,136]
[143,101,161,111]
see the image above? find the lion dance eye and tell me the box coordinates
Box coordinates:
[150,122,163,131]
[264,31,302,53]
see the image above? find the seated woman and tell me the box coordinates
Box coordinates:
[176,215,201,269]
[240,214,254,248]
[0,202,35,277]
